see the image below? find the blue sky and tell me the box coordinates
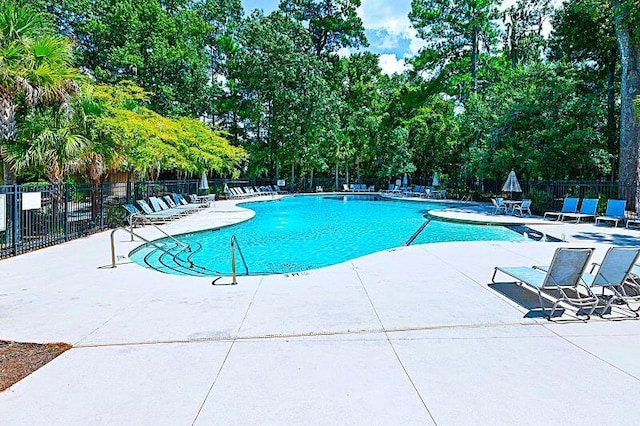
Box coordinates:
[241,0,421,74]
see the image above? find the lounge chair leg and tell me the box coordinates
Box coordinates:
[537,291,552,320]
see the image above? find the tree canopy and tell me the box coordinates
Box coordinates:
[4,0,640,200]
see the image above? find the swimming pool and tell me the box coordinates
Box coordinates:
[129,195,527,276]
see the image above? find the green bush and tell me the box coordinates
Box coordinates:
[106,205,129,227]
[526,189,554,215]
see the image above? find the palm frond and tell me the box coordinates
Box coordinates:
[0,1,51,45]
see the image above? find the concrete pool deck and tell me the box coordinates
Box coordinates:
[2,195,640,425]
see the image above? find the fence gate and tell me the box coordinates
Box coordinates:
[0,184,106,259]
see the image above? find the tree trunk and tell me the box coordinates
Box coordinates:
[606,63,618,179]
[613,0,640,211]
[290,163,295,192]
[510,15,518,69]
[0,94,17,185]
[471,25,479,92]
[345,162,349,185]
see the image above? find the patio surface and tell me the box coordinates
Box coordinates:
[1,195,640,425]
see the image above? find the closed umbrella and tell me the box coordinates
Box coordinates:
[199,171,209,191]
[502,170,522,199]
[432,172,440,187]
[402,173,408,188]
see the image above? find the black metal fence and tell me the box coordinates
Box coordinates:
[0,180,204,259]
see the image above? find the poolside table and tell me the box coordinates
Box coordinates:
[502,200,522,214]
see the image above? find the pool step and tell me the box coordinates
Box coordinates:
[141,241,219,276]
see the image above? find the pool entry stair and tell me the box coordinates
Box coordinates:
[111,225,250,278]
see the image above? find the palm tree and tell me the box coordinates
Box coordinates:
[3,106,89,185]
[0,1,81,184]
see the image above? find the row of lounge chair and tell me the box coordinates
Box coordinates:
[382,184,446,199]
[224,185,286,199]
[342,184,375,192]
[493,246,640,320]
[544,198,632,227]
[122,194,208,225]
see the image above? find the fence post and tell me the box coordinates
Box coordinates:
[64,183,70,241]
[12,185,19,256]
[126,170,131,203]
[99,183,104,228]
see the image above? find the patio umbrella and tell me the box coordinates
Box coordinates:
[199,171,209,191]
[432,172,440,187]
[402,173,408,188]
[502,170,522,199]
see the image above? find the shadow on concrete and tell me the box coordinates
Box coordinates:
[489,282,564,318]
[490,282,613,319]
[570,230,640,246]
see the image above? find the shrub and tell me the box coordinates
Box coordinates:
[527,189,554,215]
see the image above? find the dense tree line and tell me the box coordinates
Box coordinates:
[2,0,640,196]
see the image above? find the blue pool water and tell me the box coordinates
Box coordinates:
[129,195,526,276]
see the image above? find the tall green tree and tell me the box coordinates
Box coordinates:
[67,0,212,117]
[550,0,619,174]
[410,0,501,93]
[611,0,640,195]
[461,64,612,182]
[233,11,340,184]
[278,0,367,56]
[503,0,552,69]
[0,1,80,184]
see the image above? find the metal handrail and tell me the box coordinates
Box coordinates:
[231,235,249,276]
[107,227,192,269]
[212,234,249,285]
[129,215,188,248]
[403,217,431,246]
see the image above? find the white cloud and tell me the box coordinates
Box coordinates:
[336,47,351,58]
[378,54,411,76]
[358,0,423,57]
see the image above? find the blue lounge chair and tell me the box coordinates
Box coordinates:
[137,199,180,220]
[492,247,599,319]
[173,193,207,209]
[561,198,598,223]
[544,197,579,220]
[381,184,394,193]
[595,199,627,227]
[273,185,288,194]
[405,185,422,197]
[149,196,189,217]
[163,195,199,213]
[122,204,170,225]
